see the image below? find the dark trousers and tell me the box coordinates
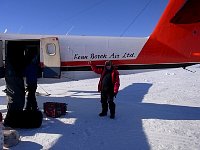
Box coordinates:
[101,92,115,115]
[26,84,38,110]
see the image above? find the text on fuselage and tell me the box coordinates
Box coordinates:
[74,52,135,60]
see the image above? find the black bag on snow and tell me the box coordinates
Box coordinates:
[4,110,43,128]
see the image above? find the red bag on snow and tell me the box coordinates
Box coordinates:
[43,102,67,118]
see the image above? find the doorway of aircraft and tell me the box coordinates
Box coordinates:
[5,40,41,78]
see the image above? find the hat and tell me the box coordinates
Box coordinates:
[105,60,112,66]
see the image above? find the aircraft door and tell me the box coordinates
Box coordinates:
[0,41,4,78]
[41,37,61,78]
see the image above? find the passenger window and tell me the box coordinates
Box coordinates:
[46,43,56,56]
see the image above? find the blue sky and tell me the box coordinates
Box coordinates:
[0,0,168,37]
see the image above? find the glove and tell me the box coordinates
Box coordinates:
[113,92,118,98]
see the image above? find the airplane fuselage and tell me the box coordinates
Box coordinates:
[0,0,200,79]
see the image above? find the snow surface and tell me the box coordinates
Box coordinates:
[0,65,200,150]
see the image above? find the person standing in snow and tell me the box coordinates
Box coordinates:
[24,47,39,111]
[4,45,42,128]
[89,60,120,119]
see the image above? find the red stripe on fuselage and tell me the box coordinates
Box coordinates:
[60,60,137,67]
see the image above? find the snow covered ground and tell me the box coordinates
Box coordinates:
[0,65,200,150]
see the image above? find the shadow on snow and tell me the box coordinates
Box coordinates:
[3,83,200,150]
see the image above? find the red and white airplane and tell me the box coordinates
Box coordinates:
[0,0,200,80]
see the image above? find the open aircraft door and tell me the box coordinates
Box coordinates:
[41,37,61,78]
[0,41,4,78]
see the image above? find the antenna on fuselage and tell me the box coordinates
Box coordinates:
[66,26,74,36]
[4,29,7,33]
[120,0,153,37]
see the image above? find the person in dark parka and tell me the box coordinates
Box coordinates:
[90,60,120,119]
[4,44,26,115]
[4,46,42,128]
[24,48,38,111]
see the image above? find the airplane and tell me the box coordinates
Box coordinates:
[0,0,200,81]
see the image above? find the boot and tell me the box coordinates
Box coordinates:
[26,85,38,111]
[109,102,115,119]
[110,114,115,119]
[99,112,107,117]
[99,103,108,117]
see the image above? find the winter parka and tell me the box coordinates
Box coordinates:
[91,64,120,94]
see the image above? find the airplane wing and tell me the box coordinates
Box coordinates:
[170,0,200,24]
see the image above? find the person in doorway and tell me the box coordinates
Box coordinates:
[4,44,26,127]
[4,44,42,128]
[89,60,120,119]
[24,47,38,111]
